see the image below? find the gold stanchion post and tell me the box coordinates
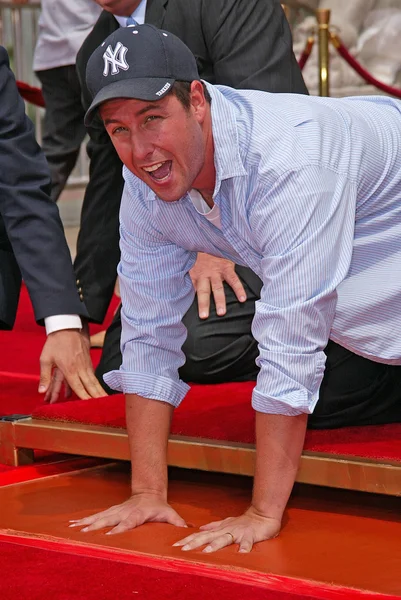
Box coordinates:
[316,8,331,96]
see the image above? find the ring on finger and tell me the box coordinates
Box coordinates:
[225,532,235,543]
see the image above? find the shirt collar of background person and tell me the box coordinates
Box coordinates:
[114,0,147,27]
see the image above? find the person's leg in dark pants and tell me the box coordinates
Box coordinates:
[35,65,87,202]
[309,340,401,428]
[179,266,262,383]
[95,304,123,395]
[95,266,262,393]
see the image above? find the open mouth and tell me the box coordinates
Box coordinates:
[142,160,172,182]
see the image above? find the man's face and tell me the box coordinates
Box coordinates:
[94,0,141,16]
[100,83,210,202]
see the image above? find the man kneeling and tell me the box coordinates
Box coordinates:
[71,25,401,552]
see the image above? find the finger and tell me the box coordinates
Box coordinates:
[69,510,113,527]
[203,532,236,553]
[106,516,142,535]
[224,273,247,303]
[238,538,253,553]
[210,282,226,316]
[80,515,121,532]
[64,382,72,399]
[49,372,65,404]
[163,511,188,528]
[69,514,109,528]
[44,383,52,404]
[174,532,215,551]
[196,283,211,319]
[172,532,200,547]
[38,359,53,394]
[62,372,91,400]
[77,369,107,398]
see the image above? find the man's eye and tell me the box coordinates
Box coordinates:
[145,115,160,123]
[112,126,127,134]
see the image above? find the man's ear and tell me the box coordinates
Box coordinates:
[190,80,207,123]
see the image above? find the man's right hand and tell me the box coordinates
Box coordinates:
[69,492,187,535]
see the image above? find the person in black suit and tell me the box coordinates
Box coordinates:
[74,0,308,391]
[0,46,105,403]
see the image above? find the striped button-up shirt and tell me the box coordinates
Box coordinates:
[104,84,401,415]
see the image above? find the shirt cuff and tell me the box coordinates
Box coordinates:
[103,370,189,408]
[44,314,82,335]
[251,387,319,415]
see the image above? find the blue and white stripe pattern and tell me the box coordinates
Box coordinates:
[104,83,401,415]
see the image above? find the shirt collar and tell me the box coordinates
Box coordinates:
[114,0,147,27]
[205,82,247,200]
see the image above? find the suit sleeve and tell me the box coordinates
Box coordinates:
[0,46,87,323]
[74,23,123,323]
[73,117,123,323]
[201,0,308,94]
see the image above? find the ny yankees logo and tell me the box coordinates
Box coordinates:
[103,42,129,76]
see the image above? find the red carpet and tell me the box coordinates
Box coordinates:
[1,286,401,463]
[1,533,395,600]
[31,388,401,461]
[0,539,316,600]
[0,287,118,471]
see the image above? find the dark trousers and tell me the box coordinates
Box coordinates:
[35,65,87,202]
[96,266,401,429]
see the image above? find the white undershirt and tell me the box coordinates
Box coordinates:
[188,189,222,229]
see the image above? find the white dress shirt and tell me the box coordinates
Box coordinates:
[33,0,102,71]
[104,85,401,415]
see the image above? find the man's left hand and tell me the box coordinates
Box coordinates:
[173,506,281,553]
[39,328,106,403]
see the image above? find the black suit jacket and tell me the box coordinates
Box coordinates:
[0,46,87,329]
[75,0,308,323]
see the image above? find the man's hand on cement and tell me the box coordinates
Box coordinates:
[39,326,106,403]
[189,253,247,319]
[173,506,281,553]
[69,493,188,534]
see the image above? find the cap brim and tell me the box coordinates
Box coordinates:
[84,77,175,126]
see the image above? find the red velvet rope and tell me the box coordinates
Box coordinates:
[330,33,401,100]
[16,80,45,107]
[298,36,314,71]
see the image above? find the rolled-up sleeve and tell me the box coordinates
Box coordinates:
[249,166,357,415]
[103,183,197,407]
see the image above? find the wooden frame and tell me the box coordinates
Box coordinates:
[1,417,400,496]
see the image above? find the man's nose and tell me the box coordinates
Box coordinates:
[131,132,154,163]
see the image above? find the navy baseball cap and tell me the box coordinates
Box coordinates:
[85,24,200,125]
